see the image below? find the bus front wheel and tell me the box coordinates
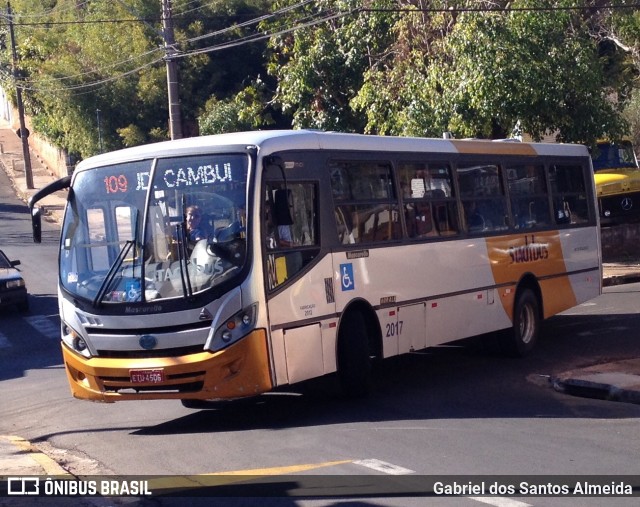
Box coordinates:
[337,312,371,398]
[501,288,540,357]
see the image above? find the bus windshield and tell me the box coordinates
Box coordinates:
[591,141,638,171]
[60,153,249,305]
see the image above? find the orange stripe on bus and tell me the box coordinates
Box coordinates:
[486,231,577,320]
[451,140,538,156]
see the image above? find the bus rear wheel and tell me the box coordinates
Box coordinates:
[500,288,540,357]
[337,312,371,398]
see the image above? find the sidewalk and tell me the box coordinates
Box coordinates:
[0,119,68,225]
[1,124,640,480]
[0,435,70,477]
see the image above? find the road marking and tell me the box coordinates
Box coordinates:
[353,458,415,475]
[25,315,60,340]
[148,460,353,492]
[470,497,532,507]
[205,459,353,476]
[0,333,10,349]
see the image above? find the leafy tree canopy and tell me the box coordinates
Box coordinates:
[0,0,638,160]
[0,0,274,158]
[268,0,639,145]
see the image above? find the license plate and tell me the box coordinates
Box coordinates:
[130,369,165,384]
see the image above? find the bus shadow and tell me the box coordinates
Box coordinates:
[135,309,640,436]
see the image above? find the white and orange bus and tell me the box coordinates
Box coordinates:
[29,130,601,404]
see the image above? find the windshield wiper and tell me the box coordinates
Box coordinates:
[92,210,140,308]
[173,221,194,299]
[92,240,135,308]
[168,195,194,299]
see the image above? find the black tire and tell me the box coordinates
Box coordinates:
[337,312,371,398]
[500,288,540,357]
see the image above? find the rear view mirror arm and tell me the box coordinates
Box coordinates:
[27,175,71,244]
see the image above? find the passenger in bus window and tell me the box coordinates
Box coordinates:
[276,223,293,247]
[406,202,435,238]
[466,201,485,231]
[265,201,292,248]
[185,205,205,241]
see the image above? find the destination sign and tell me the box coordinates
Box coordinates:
[102,159,243,195]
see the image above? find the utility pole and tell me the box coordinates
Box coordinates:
[96,109,103,153]
[161,0,183,140]
[7,2,33,189]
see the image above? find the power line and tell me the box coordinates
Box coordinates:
[0,0,312,27]
[185,0,316,44]
[3,2,639,25]
[176,9,354,60]
[12,58,164,94]
[4,0,90,20]
[360,3,640,14]
[8,1,638,94]
[5,0,324,94]
[16,47,165,85]
[1,16,160,26]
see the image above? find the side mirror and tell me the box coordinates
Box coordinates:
[27,175,71,245]
[31,206,42,243]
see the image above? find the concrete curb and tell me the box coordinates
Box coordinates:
[553,377,640,405]
[551,359,640,406]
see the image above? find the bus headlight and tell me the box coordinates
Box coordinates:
[210,304,258,352]
[62,322,91,358]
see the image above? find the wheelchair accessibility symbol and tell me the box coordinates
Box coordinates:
[126,280,141,302]
[340,263,355,291]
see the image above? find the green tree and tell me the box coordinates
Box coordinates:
[606,2,640,146]
[436,0,628,143]
[0,0,275,159]
[199,77,276,135]
[2,0,639,159]
[353,0,634,144]
[265,0,397,131]
[268,0,639,145]
[2,0,166,157]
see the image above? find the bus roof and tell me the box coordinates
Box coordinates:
[75,130,589,171]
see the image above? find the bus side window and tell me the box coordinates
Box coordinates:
[549,164,590,225]
[507,164,551,229]
[265,182,319,290]
[457,163,507,234]
[330,160,400,244]
[435,201,459,235]
[397,162,458,239]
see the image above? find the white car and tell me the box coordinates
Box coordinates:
[0,249,28,312]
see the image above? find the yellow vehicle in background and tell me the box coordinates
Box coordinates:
[591,139,640,225]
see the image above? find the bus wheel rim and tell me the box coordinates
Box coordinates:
[519,304,535,344]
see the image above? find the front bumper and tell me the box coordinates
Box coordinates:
[62,329,273,402]
[599,192,640,225]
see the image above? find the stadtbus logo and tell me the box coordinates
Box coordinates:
[509,235,549,264]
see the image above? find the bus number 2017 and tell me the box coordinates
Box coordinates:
[386,321,403,337]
